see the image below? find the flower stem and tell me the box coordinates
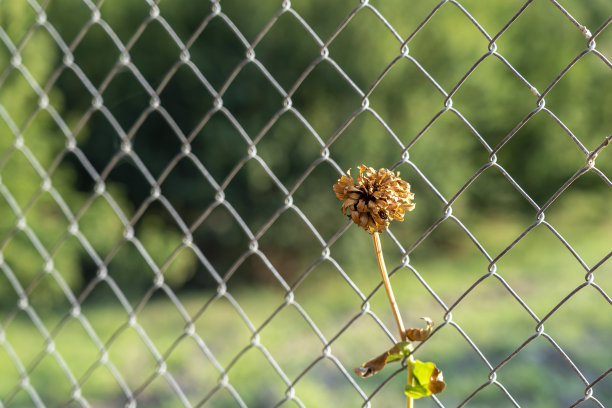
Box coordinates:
[407,357,415,408]
[372,232,413,407]
[372,232,406,341]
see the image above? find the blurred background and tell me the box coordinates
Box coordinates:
[0,0,611,407]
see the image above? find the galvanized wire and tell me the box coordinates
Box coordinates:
[0,0,611,407]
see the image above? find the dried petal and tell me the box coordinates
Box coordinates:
[428,366,446,394]
[405,317,433,342]
[353,350,389,378]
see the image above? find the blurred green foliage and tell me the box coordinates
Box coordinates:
[0,0,611,406]
[2,0,612,300]
[2,0,610,302]
[0,1,197,307]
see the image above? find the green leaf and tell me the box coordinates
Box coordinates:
[405,360,446,398]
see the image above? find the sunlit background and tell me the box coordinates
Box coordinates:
[1,0,611,407]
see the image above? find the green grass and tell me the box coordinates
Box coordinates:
[1,194,611,407]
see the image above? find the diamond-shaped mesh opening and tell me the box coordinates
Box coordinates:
[226,255,290,309]
[27,271,75,313]
[129,21,183,89]
[291,61,363,142]
[225,345,289,406]
[19,27,62,86]
[408,112,488,199]
[497,112,587,204]
[258,305,324,378]
[3,229,46,290]
[194,293,252,344]
[21,191,68,249]
[98,0,150,45]
[136,292,189,353]
[497,335,588,406]
[452,56,536,145]
[132,112,185,178]
[73,110,124,173]
[294,357,365,407]
[256,112,322,187]
[495,224,588,315]
[292,262,366,339]
[52,316,102,380]
[329,8,404,92]
[290,162,346,240]
[104,241,157,305]
[45,0,92,44]
[0,344,22,394]
[1,4,37,45]
[192,204,250,278]
[545,52,612,149]
[368,57,445,140]
[188,17,246,92]
[407,3,491,91]
[1,1,611,407]
[545,173,612,265]
[417,324,492,405]
[254,12,322,91]
[101,72,152,132]
[222,64,285,138]
[544,285,612,378]
[1,149,43,207]
[71,24,121,89]
[158,64,215,136]
[28,352,75,405]
[449,277,537,367]
[330,112,401,169]
[223,159,288,234]
[162,335,218,404]
[0,65,40,126]
[76,194,126,256]
[257,211,321,283]
[497,1,588,91]
[190,112,248,180]
[406,219,493,301]
[49,68,94,128]
[100,160,150,217]
[79,363,129,406]
[106,324,160,390]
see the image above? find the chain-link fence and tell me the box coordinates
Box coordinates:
[1,0,611,407]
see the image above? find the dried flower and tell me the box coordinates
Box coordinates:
[333,164,415,233]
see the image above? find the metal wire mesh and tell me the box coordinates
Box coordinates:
[0,0,611,407]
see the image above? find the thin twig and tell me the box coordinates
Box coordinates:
[372,232,413,408]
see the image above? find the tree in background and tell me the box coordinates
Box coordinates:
[1,0,610,300]
[0,1,196,307]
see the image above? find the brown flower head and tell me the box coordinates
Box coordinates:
[333,164,415,234]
